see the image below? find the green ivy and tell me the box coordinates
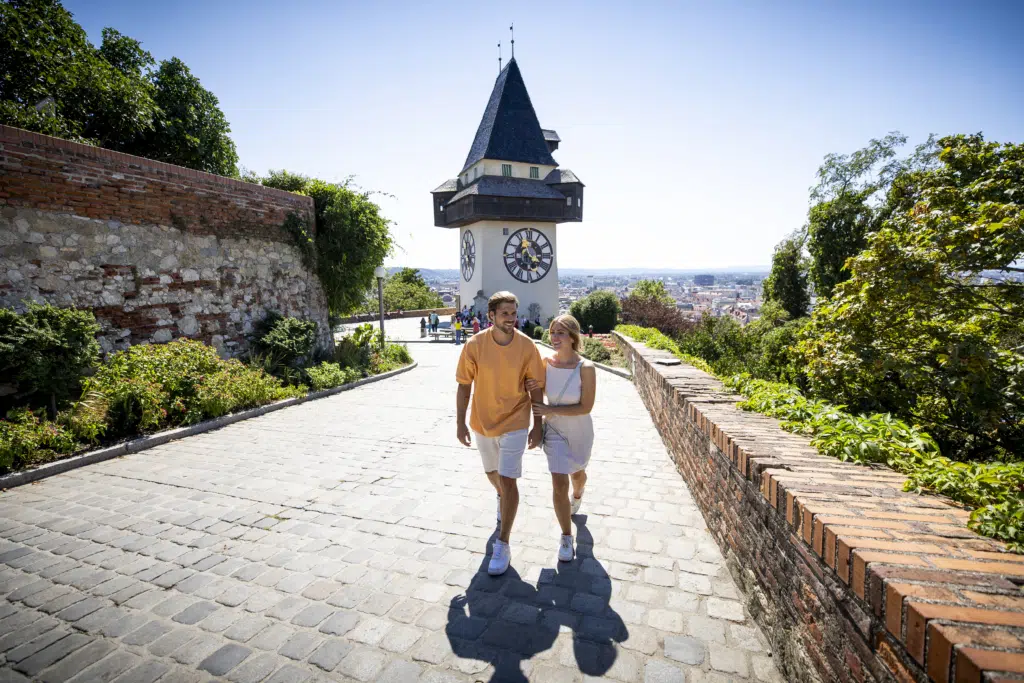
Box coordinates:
[617,325,1024,550]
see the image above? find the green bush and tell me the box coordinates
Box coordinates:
[581,338,611,364]
[0,408,79,472]
[86,339,301,437]
[532,325,544,340]
[0,303,101,416]
[618,324,1024,549]
[541,329,551,345]
[370,344,412,375]
[250,313,319,371]
[569,291,620,334]
[306,362,362,391]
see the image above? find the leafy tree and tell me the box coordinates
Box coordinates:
[631,279,674,304]
[378,268,442,311]
[0,0,158,146]
[762,236,810,320]
[806,132,940,298]
[126,57,238,176]
[0,0,237,175]
[569,291,619,333]
[259,171,395,315]
[801,134,1024,460]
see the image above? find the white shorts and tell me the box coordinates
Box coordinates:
[475,429,528,479]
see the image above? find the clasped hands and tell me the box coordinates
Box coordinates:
[525,378,552,417]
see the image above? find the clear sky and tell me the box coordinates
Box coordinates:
[65,0,1024,271]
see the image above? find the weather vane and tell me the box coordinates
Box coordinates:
[498,42,501,73]
[510,23,514,59]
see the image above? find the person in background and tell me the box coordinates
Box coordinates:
[420,317,427,338]
[472,316,480,336]
[454,316,463,344]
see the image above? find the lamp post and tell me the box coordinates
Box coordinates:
[374,266,387,346]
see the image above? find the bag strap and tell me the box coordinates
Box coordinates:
[551,361,581,406]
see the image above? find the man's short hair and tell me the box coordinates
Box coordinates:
[488,291,519,316]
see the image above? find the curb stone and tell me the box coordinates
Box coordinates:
[0,361,418,491]
[535,340,632,379]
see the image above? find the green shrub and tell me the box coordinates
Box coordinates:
[541,329,551,345]
[581,338,611,364]
[250,312,319,371]
[0,303,100,416]
[532,325,544,340]
[0,408,79,473]
[306,362,362,391]
[86,339,298,437]
[370,344,412,375]
[616,325,714,375]
[569,291,620,334]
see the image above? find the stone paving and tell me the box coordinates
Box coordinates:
[0,340,782,683]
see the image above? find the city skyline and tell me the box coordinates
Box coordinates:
[65,0,1024,270]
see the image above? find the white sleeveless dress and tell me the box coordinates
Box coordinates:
[543,360,595,474]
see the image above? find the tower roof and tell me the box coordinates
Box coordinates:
[461,58,557,173]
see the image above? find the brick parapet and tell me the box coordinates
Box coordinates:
[0,124,314,240]
[614,331,1024,683]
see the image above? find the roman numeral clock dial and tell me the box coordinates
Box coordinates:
[461,230,475,281]
[503,228,553,283]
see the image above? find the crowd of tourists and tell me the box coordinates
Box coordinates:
[421,306,543,344]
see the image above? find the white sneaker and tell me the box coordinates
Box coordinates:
[558,534,574,562]
[488,540,511,575]
[496,494,502,524]
[571,495,583,515]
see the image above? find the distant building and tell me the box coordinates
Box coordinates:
[586,275,595,291]
[694,274,715,287]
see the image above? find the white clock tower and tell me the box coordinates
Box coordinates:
[431,58,584,321]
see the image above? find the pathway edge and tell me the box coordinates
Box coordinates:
[0,361,418,491]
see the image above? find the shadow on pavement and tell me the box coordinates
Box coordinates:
[446,515,627,682]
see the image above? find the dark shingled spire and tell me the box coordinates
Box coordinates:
[461,58,557,173]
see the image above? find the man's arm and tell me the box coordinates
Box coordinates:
[528,385,544,449]
[456,383,472,446]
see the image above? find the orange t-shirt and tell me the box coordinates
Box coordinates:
[456,328,546,437]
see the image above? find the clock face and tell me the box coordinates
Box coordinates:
[461,230,475,281]
[503,228,553,283]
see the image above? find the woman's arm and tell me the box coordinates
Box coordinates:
[534,365,596,417]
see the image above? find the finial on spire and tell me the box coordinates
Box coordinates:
[498,42,501,73]
[510,23,514,59]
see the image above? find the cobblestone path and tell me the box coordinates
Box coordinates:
[0,342,781,683]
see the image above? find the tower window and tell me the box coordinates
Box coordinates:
[577,197,581,207]
[502,228,509,235]
[474,167,479,178]
[502,164,512,177]
[529,166,539,179]
[566,196,572,206]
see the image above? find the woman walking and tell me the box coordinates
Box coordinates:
[526,314,595,562]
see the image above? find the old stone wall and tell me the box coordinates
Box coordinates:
[0,125,329,356]
[615,332,1024,683]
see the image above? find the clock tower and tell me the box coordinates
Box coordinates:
[431,58,584,321]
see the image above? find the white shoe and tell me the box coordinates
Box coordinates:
[488,540,511,575]
[496,494,502,524]
[558,535,575,562]
[571,495,583,516]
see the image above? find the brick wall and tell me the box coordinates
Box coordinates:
[615,332,1024,683]
[0,125,330,356]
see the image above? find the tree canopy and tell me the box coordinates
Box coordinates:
[762,236,810,320]
[801,134,1024,460]
[375,268,442,312]
[0,0,238,176]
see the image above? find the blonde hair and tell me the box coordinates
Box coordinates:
[549,314,582,351]
[488,291,519,316]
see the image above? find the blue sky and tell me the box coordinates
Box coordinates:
[66,0,1024,271]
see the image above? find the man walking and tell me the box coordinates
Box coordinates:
[456,291,545,575]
